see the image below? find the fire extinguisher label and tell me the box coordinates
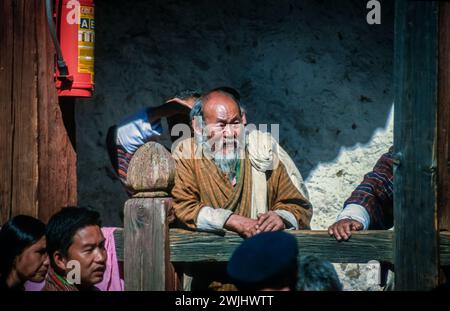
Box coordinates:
[78,6,95,83]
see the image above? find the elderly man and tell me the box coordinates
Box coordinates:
[171,89,312,237]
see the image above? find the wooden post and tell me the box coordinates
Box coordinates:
[36,2,77,222]
[124,197,172,291]
[0,0,77,224]
[12,0,41,217]
[394,0,439,290]
[438,2,450,232]
[0,0,15,223]
[122,142,178,290]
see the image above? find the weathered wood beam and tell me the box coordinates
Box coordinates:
[440,232,450,265]
[394,0,439,290]
[0,0,14,223]
[169,230,394,263]
[0,0,77,224]
[438,2,450,232]
[124,197,172,291]
[10,0,39,217]
[36,2,77,223]
[115,229,393,263]
[114,230,450,265]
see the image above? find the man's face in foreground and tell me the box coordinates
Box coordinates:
[202,91,244,159]
[66,225,107,286]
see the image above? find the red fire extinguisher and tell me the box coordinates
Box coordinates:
[46,0,95,97]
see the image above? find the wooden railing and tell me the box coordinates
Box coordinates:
[115,136,450,291]
[114,229,450,264]
[113,224,450,290]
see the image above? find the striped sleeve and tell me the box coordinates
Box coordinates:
[343,146,394,229]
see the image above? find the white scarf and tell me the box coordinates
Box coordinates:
[246,129,309,218]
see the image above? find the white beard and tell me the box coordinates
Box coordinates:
[213,150,239,175]
[196,133,243,175]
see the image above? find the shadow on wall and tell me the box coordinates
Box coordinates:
[75,0,394,226]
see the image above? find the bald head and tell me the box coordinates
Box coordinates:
[190,90,245,164]
[202,91,242,126]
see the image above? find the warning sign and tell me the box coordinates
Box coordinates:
[78,6,94,82]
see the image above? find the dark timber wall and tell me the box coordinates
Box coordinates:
[0,1,77,224]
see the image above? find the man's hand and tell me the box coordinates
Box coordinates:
[149,97,196,124]
[224,214,259,238]
[165,97,196,110]
[255,211,286,234]
[328,219,363,241]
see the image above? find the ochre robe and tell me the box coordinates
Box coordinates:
[171,138,312,230]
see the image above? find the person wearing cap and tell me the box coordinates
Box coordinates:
[227,231,299,291]
[106,90,201,195]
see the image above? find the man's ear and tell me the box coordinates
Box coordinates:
[242,112,248,126]
[53,251,68,273]
[191,117,202,136]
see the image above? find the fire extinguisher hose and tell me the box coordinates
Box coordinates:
[45,0,70,77]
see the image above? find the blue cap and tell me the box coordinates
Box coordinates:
[227,231,298,286]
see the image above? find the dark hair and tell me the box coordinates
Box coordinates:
[167,89,202,102]
[165,90,202,142]
[0,215,46,283]
[46,207,101,268]
[297,255,343,291]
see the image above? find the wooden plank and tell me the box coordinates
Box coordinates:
[0,0,14,224]
[440,232,450,265]
[36,0,77,221]
[170,230,393,263]
[114,230,450,264]
[0,1,77,224]
[115,229,394,263]
[11,0,39,218]
[36,1,77,222]
[438,2,450,232]
[393,0,439,290]
[35,0,51,222]
[124,197,171,291]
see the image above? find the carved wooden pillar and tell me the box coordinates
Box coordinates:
[123,142,179,291]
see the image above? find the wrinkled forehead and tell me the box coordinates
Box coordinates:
[203,92,241,122]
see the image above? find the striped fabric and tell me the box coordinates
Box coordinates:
[42,268,79,291]
[343,146,394,229]
[41,268,100,291]
[106,125,136,196]
[116,146,135,196]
